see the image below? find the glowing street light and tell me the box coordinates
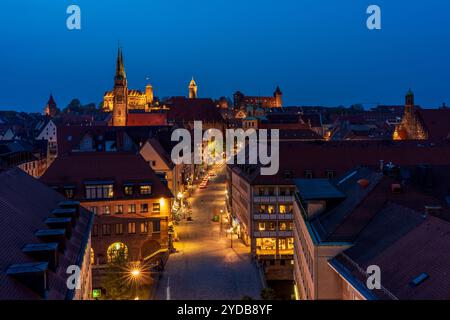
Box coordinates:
[131,269,141,278]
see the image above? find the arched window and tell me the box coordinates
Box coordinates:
[107,242,128,263]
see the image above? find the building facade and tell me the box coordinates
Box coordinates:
[40,153,173,266]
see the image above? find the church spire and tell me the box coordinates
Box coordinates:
[115,47,126,80]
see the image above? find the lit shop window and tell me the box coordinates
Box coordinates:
[256,238,277,251]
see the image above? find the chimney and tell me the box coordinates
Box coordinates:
[35,229,67,253]
[52,208,77,227]
[6,262,49,298]
[44,217,73,239]
[22,243,59,271]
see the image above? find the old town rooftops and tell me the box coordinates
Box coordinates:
[0,168,92,299]
[329,202,450,300]
[229,140,450,186]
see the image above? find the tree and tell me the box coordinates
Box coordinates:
[100,250,134,300]
[260,287,276,300]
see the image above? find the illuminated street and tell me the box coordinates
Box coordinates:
[155,165,263,300]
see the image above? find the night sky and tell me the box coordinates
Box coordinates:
[1,0,449,112]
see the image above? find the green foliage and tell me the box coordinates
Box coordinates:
[260,287,276,300]
[99,250,134,300]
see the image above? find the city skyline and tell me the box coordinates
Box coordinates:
[1,0,450,112]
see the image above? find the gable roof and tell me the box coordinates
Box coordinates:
[40,152,173,199]
[0,168,93,299]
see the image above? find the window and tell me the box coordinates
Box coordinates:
[140,203,149,213]
[153,220,161,232]
[104,206,111,215]
[279,222,287,231]
[326,170,336,179]
[268,222,276,231]
[258,222,266,231]
[267,187,275,196]
[283,170,294,180]
[115,223,123,235]
[102,224,111,235]
[85,184,114,200]
[140,222,148,234]
[153,203,160,212]
[128,222,136,234]
[116,205,124,214]
[64,187,75,199]
[89,206,98,215]
[128,204,136,213]
[305,170,313,179]
[279,204,293,214]
[139,185,152,195]
[124,185,134,196]
[92,224,98,236]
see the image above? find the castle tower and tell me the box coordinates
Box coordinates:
[189,77,198,99]
[274,86,283,108]
[146,83,154,105]
[112,48,128,126]
[43,94,58,117]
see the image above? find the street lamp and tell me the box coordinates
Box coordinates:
[131,269,141,278]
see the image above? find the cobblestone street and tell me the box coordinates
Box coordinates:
[155,166,263,300]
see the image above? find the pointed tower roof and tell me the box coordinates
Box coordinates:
[406,88,414,97]
[47,94,56,107]
[274,86,282,95]
[115,47,126,80]
[189,77,197,87]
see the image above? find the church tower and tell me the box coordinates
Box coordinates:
[43,94,58,117]
[189,77,198,99]
[112,48,128,126]
[393,89,427,140]
[274,86,283,108]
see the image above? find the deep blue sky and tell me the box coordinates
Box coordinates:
[1,0,449,112]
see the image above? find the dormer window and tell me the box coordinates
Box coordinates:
[85,181,114,200]
[139,185,152,195]
[63,186,75,199]
[124,185,134,196]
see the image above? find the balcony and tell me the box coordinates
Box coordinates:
[253,196,277,203]
[278,195,294,202]
[253,231,277,238]
[253,231,294,237]
[253,213,293,220]
[253,213,277,220]
[277,213,294,220]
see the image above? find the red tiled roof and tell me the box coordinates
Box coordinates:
[40,153,173,200]
[231,140,450,185]
[166,97,224,123]
[417,109,450,141]
[126,113,167,126]
[0,168,92,299]
[333,204,450,300]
